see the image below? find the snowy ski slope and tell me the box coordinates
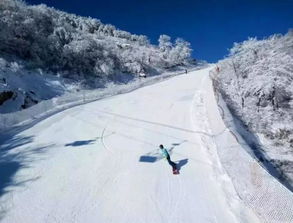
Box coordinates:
[0,67,261,222]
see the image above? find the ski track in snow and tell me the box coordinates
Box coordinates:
[0,67,261,223]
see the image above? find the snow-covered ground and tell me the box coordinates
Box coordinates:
[1,67,291,222]
[0,59,69,114]
[0,65,201,130]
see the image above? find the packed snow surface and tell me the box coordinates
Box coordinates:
[0,68,260,222]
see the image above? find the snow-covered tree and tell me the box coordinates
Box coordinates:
[214,30,293,186]
[158,34,172,52]
[169,38,192,65]
[0,0,194,78]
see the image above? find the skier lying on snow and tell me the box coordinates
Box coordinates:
[159,144,179,174]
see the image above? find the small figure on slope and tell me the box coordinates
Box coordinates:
[159,144,179,174]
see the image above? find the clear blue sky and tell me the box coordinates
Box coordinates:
[26,0,293,62]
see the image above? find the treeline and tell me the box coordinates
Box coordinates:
[0,0,193,79]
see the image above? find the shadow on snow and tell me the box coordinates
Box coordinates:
[65,139,96,147]
[176,158,188,171]
[0,125,53,220]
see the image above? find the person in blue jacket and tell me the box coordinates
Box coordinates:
[159,144,177,171]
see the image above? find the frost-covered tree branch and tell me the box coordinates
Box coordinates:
[0,0,193,79]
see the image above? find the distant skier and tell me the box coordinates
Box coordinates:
[185,69,188,74]
[159,144,179,174]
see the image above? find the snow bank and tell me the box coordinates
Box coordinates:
[0,67,200,131]
[203,71,293,223]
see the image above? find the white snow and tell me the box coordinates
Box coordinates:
[0,60,68,114]
[0,66,201,130]
[0,67,263,222]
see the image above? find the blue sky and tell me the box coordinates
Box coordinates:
[26,0,293,62]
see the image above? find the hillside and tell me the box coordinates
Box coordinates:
[0,0,195,113]
[213,30,293,188]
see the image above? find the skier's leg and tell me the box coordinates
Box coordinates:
[170,161,177,170]
[167,156,177,170]
[166,156,172,166]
